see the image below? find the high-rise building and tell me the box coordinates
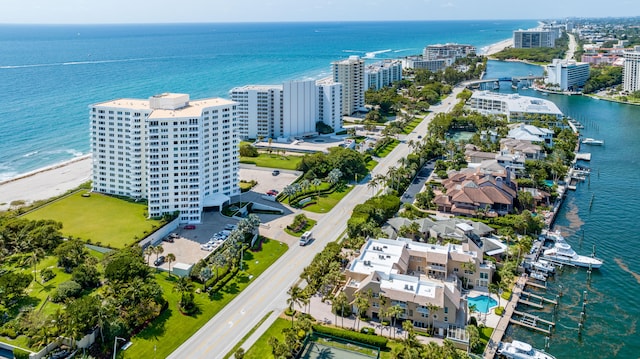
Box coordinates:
[545,59,590,91]
[90,93,239,224]
[513,29,556,48]
[623,46,640,93]
[230,80,342,140]
[332,56,365,115]
[365,59,403,90]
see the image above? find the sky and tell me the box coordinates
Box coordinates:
[1,0,639,24]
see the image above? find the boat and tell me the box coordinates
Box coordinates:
[542,242,603,269]
[531,260,555,274]
[541,92,549,96]
[581,138,604,145]
[498,340,556,359]
[530,271,547,281]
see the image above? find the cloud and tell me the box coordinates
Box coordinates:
[441,1,455,7]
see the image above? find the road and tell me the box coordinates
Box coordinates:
[565,33,577,61]
[168,87,465,359]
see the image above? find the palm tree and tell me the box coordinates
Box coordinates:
[353,292,369,331]
[25,247,45,284]
[154,245,164,265]
[300,179,310,194]
[427,303,441,334]
[461,260,476,289]
[489,282,501,309]
[333,292,349,328]
[166,253,176,276]
[173,276,194,297]
[327,168,342,185]
[311,177,322,198]
[286,285,304,327]
[143,245,154,265]
[388,304,404,339]
[282,185,296,204]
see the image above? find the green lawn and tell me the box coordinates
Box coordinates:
[240,153,303,170]
[284,218,317,237]
[123,239,289,359]
[478,326,494,353]
[303,185,353,214]
[401,117,424,134]
[243,318,291,359]
[374,139,400,158]
[24,192,162,248]
[366,159,378,172]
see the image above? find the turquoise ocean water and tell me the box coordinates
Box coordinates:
[0,20,534,180]
[2,21,639,358]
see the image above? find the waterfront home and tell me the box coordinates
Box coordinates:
[507,123,554,147]
[500,138,545,160]
[341,237,494,333]
[433,167,517,217]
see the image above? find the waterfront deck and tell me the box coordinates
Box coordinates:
[483,274,528,359]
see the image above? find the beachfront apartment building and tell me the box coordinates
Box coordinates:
[365,59,403,90]
[467,91,563,124]
[623,46,640,92]
[401,56,451,72]
[332,56,365,115]
[545,59,590,91]
[230,79,342,140]
[423,43,476,60]
[513,29,556,48]
[342,237,494,332]
[90,93,239,224]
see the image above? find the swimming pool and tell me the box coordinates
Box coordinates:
[467,295,498,313]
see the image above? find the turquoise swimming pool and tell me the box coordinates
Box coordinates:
[468,295,498,313]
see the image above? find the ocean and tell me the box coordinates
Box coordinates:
[4,20,639,358]
[0,20,536,180]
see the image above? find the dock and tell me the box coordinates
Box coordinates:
[518,291,558,309]
[483,275,528,359]
[525,279,547,289]
[509,310,555,335]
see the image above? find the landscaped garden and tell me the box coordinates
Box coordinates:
[284,214,316,237]
[23,191,164,248]
[123,238,288,359]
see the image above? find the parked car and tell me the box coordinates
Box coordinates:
[267,189,279,196]
[272,170,280,176]
[200,244,213,251]
[184,224,196,230]
[162,236,174,243]
[224,224,237,231]
[154,256,166,266]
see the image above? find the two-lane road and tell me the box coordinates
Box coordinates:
[168,87,464,359]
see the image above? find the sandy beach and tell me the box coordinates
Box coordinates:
[481,38,513,56]
[0,155,92,211]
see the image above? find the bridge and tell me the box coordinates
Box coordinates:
[462,76,544,90]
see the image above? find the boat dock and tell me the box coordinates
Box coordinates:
[483,275,528,359]
[509,311,555,335]
[575,153,591,161]
[525,279,547,289]
[518,291,558,309]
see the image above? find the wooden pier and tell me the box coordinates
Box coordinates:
[509,310,556,335]
[518,291,557,309]
[525,279,547,289]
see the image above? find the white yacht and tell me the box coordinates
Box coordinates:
[530,271,547,281]
[531,260,555,274]
[542,242,603,269]
[499,340,556,359]
[581,138,604,145]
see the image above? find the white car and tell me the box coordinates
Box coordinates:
[200,244,213,251]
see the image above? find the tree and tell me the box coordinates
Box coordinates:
[72,263,101,288]
[239,144,258,157]
[54,238,87,271]
[166,253,176,276]
[286,285,304,327]
[199,266,212,290]
[0,272,31,305]
[104,247,150,282]
[461,261,476,289]
[234,348,245,359]
[427,303,441,334]
[489,282,500,309]
[354,292,370,331]
[466,324,481,353]
[388,304,404,339]
[312,177,322,197]
[332,292,349,328]
[327,168,342,185]
[154,245,164,264]
[25,247,45,284]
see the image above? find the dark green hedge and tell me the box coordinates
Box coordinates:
[13,348,30,359]
[312,325,388,348]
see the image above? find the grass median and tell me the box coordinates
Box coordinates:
[123,238,288,359]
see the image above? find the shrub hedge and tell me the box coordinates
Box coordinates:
[312,325,388,348]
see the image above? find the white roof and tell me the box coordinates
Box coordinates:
[471,91,563,117]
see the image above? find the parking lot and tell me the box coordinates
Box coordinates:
[151,167,302,271]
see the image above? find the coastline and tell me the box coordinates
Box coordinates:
[480,38,513,56]
[0,155,92,212]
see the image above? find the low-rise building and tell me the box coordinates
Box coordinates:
[401,56,451,72]
[467,91,564,125]
[507,124,554,147]
[423,43,476,60]
[342,237,494,332]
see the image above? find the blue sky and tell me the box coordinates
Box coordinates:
[1,0,639,24]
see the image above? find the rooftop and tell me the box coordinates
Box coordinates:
[470,91,563,117]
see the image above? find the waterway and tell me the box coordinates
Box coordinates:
[486,60,640,358]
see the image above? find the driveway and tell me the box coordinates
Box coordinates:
[401,160,436,204]
[239,166,301,196]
